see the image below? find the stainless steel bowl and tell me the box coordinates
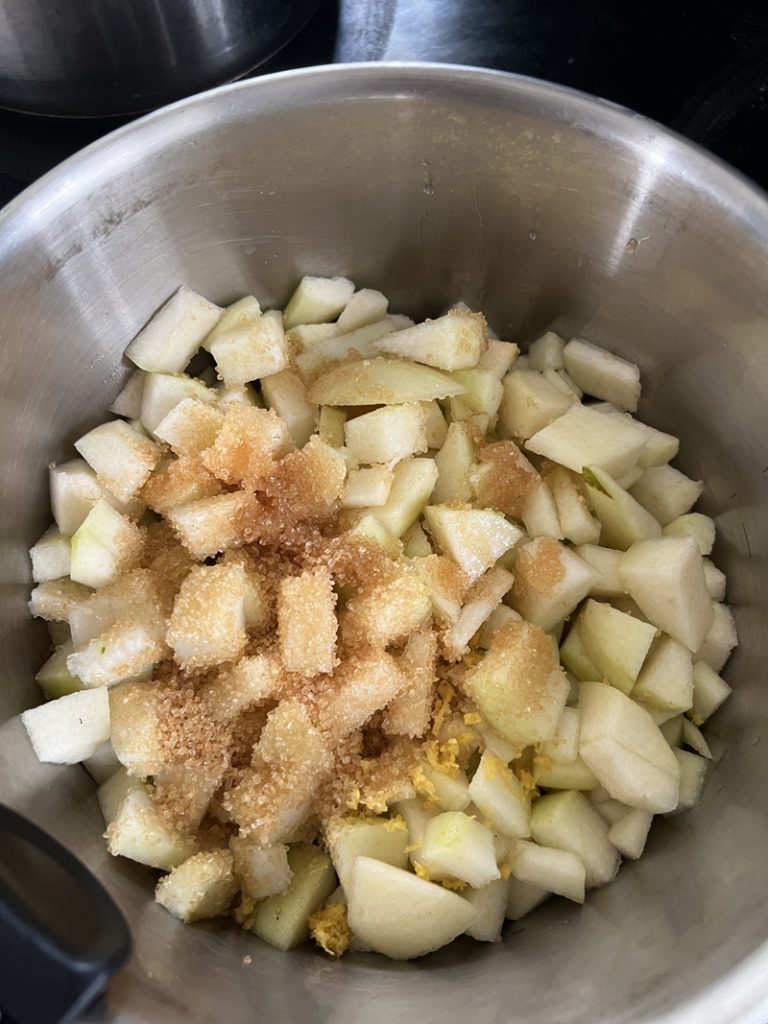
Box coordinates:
[0,0,321,116]
[0,64,767,1024]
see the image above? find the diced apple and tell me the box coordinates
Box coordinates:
[374,310,487,370]
[528,331,565,371]
[414,763,471,813]
[50,459,142,537]
[499,368,573,441]
[336,288,389,332]
[278,566,337,676]
[75,419,161,503]
[662,513,715,557]
[526,405,647,477]
[341,466,393,508]
[216,381,262,407]
[590,403,679,468]
[420,811,499,888]
[578,599,656,695]
[106,786,197,870]
[465,620,569,744]
[540,707,580,764]
[534,757,598,791]
[511,840,585,903]
[167,563,247,671]
[691,660,732,722]
[478,339,519,379]
[153,398,223,456]
[681,718,712,759]
[521,480,563,539]
[167,490,253,559]
[308,357,466,406]
[344,403,428,465]
[403,521,433,558]
[530,790,619,888]
[668,749,708,814]
[578,681,680,813]
[21,687,110,764]
[260,369,317,447]
[70,501,143,589]
[343,567,430,648]
[510,538,598,632]
[317,405,347,447]
[230,837,292,899]
[442,566,513,661]
[140,372,216,436]
[325,816,409,889]
[562,338,640,411]
[632,636,693,715]
[110,370,145,418]
[619,536,713,651]
[155,849,237,923]
[629,465,703,526]
[505,877,549,920]
[295,320,394,377]
[125,286,222,373]
[251,843,337,950]
[108,681,165,776]
[463,877,508,942]
[573,544,625,599]
[372,458,438,537]
[660,715,684,747]
[343,514,402,559]
[35,642,82,699]
[29,526,71,584]
[608,809,653,859]
[559,622,600,681]
[583,465,662,550]
[696,602,738,672]
[210,306,289,386]
[97,767,142,826]
[468,752,531,838]
[287,322,340,350]
[29,578,92,623]
[283,275,355,328]
[479,605,522,649]
[702,559,726,601]
[424,505,523,581]
[449,369,503,419]
[546,465,601,545]
[432,421,476,504]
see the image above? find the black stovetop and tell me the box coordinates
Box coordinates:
[2,0,768,209]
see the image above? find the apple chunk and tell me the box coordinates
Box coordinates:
[509,538,598,632]
[578,599,656,695]
[530,790,619,889]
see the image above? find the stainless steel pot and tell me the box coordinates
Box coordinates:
[0,0,321,116]
[0,64,766,1024]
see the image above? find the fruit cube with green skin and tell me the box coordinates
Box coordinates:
[463,877,508,942]
[619,536,713,652]
[336,287,389,332]
[374,310,487,371]
[631,635,693,715]
[211,307,289,386]
[125,286,221,373]
[468,751,531,838]
[499,369,573,440]
[347,857,477,960]
[578,599,656,695]
[75,419,161,503]
[432,421,476,504]
[295,320,394,377]
[578,681,680,813]
[153,398,223,456]
[691,660,732,721]
[22,686,110,764]
[528,331,565,371]
[34,642,83,699]
[505,877,549,920]
[573,543,625,599]
[629,465,703,526]
[608,809,653,859]
[478,339,519,379]
[156,849,238,923]
[546,465,601,545]
[424,505,523,581]
[307,357,466,406]
[30,527,71,583]
[510,538,599,633]
[325,816,409,889]
[526,404,647,478]
[535,757,599,791]
[140,372,216,436]
[283,275,355,328]
[70,501,143,590]
[466,620,569,745]
[562,338,641,411]
[260,368,317,447]
[449,368,503,417]
[251,844,337,951]
[511,839,586,903]
[530,790,619,888]
[583,465,662,550]
[110,369,145,418]
[696,602,738,672]
[106,787,197,870]
[371,457,438,537]
[521,480,563,539]
[668,749,708,814]
[662,513,715,556]
[344,403,428,465]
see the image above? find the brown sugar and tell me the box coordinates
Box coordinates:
[473,440,540,520]
[512,537,566,603]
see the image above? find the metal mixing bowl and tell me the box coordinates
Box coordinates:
[0,64,766,1024]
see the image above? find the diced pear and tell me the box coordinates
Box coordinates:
[414,553,469,626]
[662,513,715,556]
[546,465,601,545]
[660,715,684,747]
[50,459,110,537]
[702,558,726,601]
[21,687,109,764]
[336,288,389,332]
[632,636,693,715]
[442,566,513,661]
[67,619,164,688]
[391,798,438,872]
[344,403,428,465]
[528,331,565,371]
[620,536,713,651]
[559,622,600,681]
[347,857,476,960]
[283,275,355,328]
[83,740,121,785]
[344,514,402,559]
[668,749,708,814]
[478,339,519,379]
[278,566,337,676]
[562,338,640,411]
[374,310,487,370]
[106,787,197,870]
[251,844,337,950]
[681,718,712,759]
[167,490,254,559]
[511,840,585,903]
[153,398,223,456]
[608,809,653,859]
[463,878,508,942]
[97,767,142,826]
[30,527,71,583]
[535,757,598,791]
[371,458,438,537]
[615,465,644,490]
[155,849,237,923]
[449,369,503,418]
[691,660,732,722]
[168,563,247,670]
[468,752,531,838]
[594,798,631,825]
[526,405,646,477]
[415,763,471,813]
[479,605,522,649]
[530,790,619,888]
[420,811,499,888]
[432,421,476,504]
[325,817,409,888]
[255,369,317,447]
[578,599,656,695]
[590,403,679,468]
[505,877,549,920]
[521,480,563,539]
[230,838,292,900]
[499,369,573,441]
[540,707,580,764]
[578,681,680,813]
[465,621,569,745]
[295,320,394,377]
[216,381,262,407]
[70,501,143,589]
[287,322,340,350]
[583,465,662,550]
[317,405,347,447]
[140,372,216,436]
[424,505,523,581]
[573,543,625,599]
[545,368,582,399]
[110,370,145,418]
[308,357,465,406]
[696,602,737,672]
[29,578,92,623]
[109,681,165,777]
[125,286,222,373]
[343,566,430,649]
[403,521,433,558]
[341,466,393,508]
[510,538,598,632]
[75,419,161,503]
[210,307,289,386]
[630,466,703,527]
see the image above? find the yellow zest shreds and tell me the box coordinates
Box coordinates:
[414,862,431,881]
[383,815,407,833]
[424,736,462,777]
[233,893,257,930]
[440,877,469,892]
[431,681,456,738]
[515,767,539,797]
[411,765,437,803]
[464,711,484,726]
[404,842,422,855]
[309,901,351,957]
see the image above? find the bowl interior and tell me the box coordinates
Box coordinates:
[0,65,767,1024]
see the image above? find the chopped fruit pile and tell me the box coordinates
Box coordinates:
[23,279,736,960]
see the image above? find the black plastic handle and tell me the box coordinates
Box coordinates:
[0,804,131,1024]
